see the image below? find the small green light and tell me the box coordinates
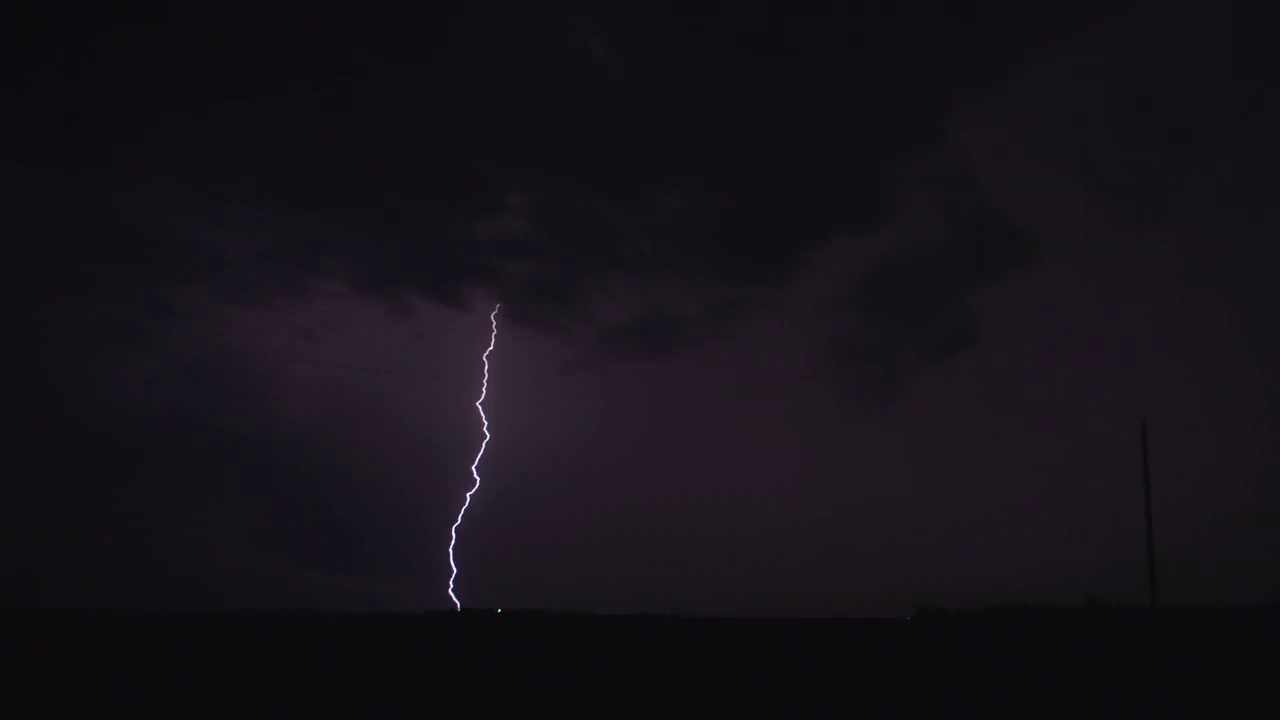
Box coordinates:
[497,608,502,613]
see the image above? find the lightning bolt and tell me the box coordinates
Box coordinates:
[447,303,500,611]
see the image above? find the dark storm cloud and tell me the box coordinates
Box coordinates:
[13,2,1159,446]
[593,311,701,360]
[832,202,1037,405]
[821,152,1041,404]
[16,4,1122,396]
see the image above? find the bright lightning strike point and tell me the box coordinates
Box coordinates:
[447,303,500,611]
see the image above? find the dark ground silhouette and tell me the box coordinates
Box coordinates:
[10,605,1280,716]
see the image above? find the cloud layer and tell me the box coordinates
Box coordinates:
[13,4,1119,406]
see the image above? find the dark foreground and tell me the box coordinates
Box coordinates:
[10,607,1280,717]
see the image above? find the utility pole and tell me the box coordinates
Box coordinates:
[1140,418,1159,608]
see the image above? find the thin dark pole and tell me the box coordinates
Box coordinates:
[1141,418,1159,608]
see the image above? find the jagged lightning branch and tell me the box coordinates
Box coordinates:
[447,303,500,611]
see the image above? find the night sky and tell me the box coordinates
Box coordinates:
[11,1,1279,616]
